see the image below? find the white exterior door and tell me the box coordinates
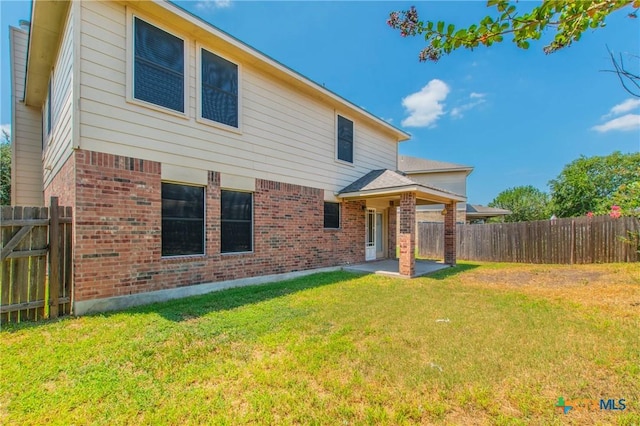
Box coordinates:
[365,208,376,261]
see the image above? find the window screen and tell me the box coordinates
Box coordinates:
[201,49,239,127]
[134,18,184,112]
[324,202,340,228]
[161,183,205,256]
[337,115,353,163]
[221,190,252,253]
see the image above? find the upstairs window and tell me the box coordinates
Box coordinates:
[46,77,52,136]
[337,115,353,163]
[201,49,239,128]
[221,190,252,253]
[161,183,205,256]
[134,18,184,113]
[324,202,340,229]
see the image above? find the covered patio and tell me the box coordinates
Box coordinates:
[343,259,450,278]
[338,169,465,278]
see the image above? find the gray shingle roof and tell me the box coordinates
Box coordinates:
[338,169,464,198]
[339,170,415,194]
[399,155,473,173]
[466,204,511,216]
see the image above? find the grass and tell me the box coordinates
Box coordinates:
[1,262,639,425]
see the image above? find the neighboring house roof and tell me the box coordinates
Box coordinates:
[466,204,511,218]
[398,155,473,175]
[338,169,466,203]
[24,0,410,143]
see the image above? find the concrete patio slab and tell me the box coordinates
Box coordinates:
[343,259,450,278]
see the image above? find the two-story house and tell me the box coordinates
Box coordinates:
[10,0,464,314]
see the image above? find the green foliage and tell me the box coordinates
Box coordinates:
[388,1,637,62]
[488,185,551,222]
[0,130,11,206]
[549,151,640,217]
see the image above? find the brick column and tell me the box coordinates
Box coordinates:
[444,200,457,265]
[399,192,416,277]
[388,203,397,259]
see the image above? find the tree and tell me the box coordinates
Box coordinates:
[488,185,551,222]
[388,1,638,62]
[0,129,11,206]
[548,151,640,217]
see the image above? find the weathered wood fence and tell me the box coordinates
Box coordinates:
[418,215,640,264]
[1,197,73,324]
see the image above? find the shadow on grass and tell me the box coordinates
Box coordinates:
[1,271,362,331]
[425,263,480,280]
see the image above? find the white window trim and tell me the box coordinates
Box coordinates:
[42,72,53,154]
[196,43,243,134]
[335,112,355,166]
[220,188,254,255]
[160,181,207,259]
[125,9,189,119]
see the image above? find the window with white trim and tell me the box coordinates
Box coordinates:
[201,48,239,128]
[337,115,353,163]
[134,18,184,113]
[221,190,252,253]
[161,183,205,256]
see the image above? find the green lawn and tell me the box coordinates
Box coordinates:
[1,263,639,425]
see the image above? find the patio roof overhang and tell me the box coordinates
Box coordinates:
[337,169,466,204]
[337,184,466,204]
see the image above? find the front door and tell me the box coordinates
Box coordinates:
[365,208,376,261]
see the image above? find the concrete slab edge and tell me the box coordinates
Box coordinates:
[74,266,342,315]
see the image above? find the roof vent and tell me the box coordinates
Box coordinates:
[18,20,30,31]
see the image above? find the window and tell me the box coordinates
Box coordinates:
[337,115,353,163]
[201,49,239,127]
[46,77,52,136]
[221,190,252,253]
[161,183,205,256]
[324,202,340,229]
[134,18,184,112]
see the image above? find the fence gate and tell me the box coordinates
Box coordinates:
[1,197,72,324]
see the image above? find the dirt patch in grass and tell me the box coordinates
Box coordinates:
[457,262,640,318]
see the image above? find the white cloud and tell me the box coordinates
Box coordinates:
[591,114,640,133]
[382,117,394,124]
[401,79,450,128]
[0,124,10,140]
[603,98,640,118]
[196,0,231,10]
[450,92,487,119]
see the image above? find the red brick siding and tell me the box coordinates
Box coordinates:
[44,152,76,210]
[399,192,416,276]
[444,200,457,265]
[54,149,365,302]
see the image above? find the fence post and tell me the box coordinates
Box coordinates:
[570,219,575,265]
[49,197,60,319]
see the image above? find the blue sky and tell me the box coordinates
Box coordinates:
[2,1,639,204]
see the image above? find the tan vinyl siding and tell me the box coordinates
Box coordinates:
[43,4,75,188]
[409,171,467,197]
[78,1,397,194]
[10,27,43,206]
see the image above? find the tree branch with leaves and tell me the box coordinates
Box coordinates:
[388,0,638,62]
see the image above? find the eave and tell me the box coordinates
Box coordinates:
[24,0,70,106]
[338,184,466,204]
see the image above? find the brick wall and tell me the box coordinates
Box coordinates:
[398,192,416,276]
[44,151,76,210]
[50,149,366,302]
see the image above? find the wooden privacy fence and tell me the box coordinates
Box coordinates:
[418,215,640,264]
[1,197,72,324]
